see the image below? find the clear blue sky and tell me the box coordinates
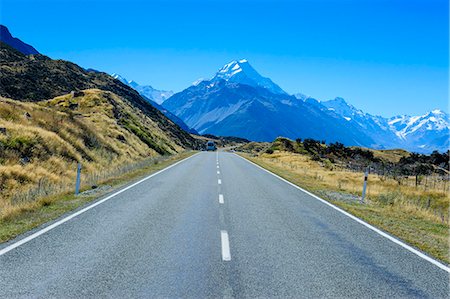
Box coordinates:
[1,0,448,117]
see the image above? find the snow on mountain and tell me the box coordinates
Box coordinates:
[211,59,287,95]
[386,110,449,153]
[321,97,399,149]
[158,58,448,153]
[389,110,449,139]
[293,93,311,101]
[192,78,207,86]
[111,73,173,104]
[321,97,449,153]
[163,76,376,145]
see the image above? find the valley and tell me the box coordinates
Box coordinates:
[0,20,448,297]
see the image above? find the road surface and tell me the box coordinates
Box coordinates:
[0,151,448,298]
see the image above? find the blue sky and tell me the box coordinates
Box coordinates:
[1,0,448,117]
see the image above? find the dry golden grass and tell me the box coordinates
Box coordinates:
[245,151,449,263]
[0,151,195,243]
[0,89,186,222]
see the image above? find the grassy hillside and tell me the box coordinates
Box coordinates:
[0,42,198,149]
[0,89,191,220]
[237,138,449,263]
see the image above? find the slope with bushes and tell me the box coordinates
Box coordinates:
[0,89,191,214]
[0,42,198,150]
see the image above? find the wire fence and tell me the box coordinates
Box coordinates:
[10,155,169,205]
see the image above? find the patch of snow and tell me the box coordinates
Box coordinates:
[192,78,206,86]
[432,109,444,115]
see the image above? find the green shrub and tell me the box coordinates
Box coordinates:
[265,148,274,154]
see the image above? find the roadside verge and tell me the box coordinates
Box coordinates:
[237,153,449,271]
[0,151,197,245]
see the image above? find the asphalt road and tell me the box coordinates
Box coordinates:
[0,151,448,298]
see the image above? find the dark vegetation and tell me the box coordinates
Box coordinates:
[202,134,250,144]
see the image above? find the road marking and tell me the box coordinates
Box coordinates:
[219,194,224,204]
[0,153,201,257]
[218,179,222,185]
[221,230,231,261]
[217,165,220,169]
[217,170,220,175]
[235,154,450,273]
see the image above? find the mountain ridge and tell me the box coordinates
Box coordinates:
[0,40,198,150]
[164,59,448,153]
[0,25,39,55]
[110,73,196,134]
[111,73,174,105]
[210,59,287,95]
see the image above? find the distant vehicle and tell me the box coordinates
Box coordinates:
[206,141,216,151]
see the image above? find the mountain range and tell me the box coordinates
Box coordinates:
[162,59,448,153]
[111,74,173,105]
[1,23,446,153]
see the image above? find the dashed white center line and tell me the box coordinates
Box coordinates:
[221,230,231,261]
[217,170,220,175]
[219,194,224,204]
[217,165,219,169]
[218,179,222,185]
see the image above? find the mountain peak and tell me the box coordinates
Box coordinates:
[110,73,173,105]
[211,59,286,95]
[216,59,249,79]
[0,25,39,55]
[430,109,446,116]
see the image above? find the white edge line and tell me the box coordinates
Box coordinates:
[0,152,201,257]
[219,194,224,204]
[221,230,231,261]
[234,154,450,273]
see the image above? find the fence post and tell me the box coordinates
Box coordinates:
[75,163,82,195]
[361,167,369,203]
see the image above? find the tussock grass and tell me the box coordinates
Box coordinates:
[0,151,194,242]
[245,151,449,263]
[0,89,186,227]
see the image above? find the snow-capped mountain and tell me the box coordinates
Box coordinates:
[111,73,173,104]
[162,59,448,153]
[163,61,375,145]
[388,110,449,152]
[389,110,449,139]
[320,97,449,153]
[210,59,287,95]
